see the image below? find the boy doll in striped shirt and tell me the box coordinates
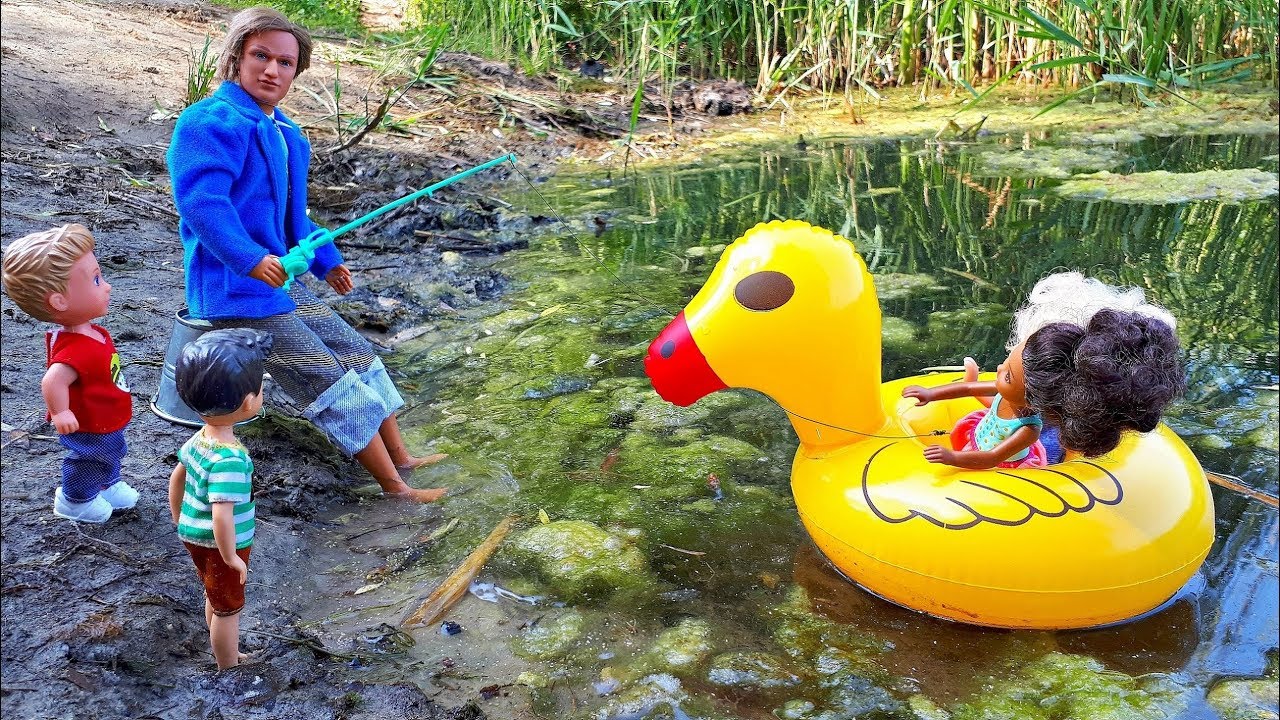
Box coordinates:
[168,328,270,670]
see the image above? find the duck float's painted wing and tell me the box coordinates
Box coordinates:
[858,441,1122,530]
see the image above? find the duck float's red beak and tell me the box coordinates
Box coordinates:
[644,311,727,407]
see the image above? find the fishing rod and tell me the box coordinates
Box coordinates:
[280,153,518,287]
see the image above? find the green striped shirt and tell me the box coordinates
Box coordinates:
[177,430,254,549]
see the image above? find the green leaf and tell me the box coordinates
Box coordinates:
[1031,81,1102,117]
[1102,72,1156,87]
[962,53,1044,109]
[1202,69,1254,84]
[1184,55,1258,76]
[1028,54,1100,71]
[963,0,1026,25]
[1016,30,1060,42]
[956,75,980,98]
[550,5,581,38]
[1024,6,1085,48]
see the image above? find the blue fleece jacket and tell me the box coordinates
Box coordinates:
[168,82,343,320]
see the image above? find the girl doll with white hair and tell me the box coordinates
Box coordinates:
[902,272,1186,469]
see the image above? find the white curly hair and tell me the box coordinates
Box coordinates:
[1009,272,1177,350]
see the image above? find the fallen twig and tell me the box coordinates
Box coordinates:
[1207,471,1279,509]
[658,543,706,556]
[401,515,516,628]
[242,628,357,660]
[105,191,178,220]
[344,517,430,542]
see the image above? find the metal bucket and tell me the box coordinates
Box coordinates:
[150,308,211,427]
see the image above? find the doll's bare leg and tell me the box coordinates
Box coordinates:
[356,433,446,503]
[205,598,214,628]
[378,413,448,471]
[210,611,241,670]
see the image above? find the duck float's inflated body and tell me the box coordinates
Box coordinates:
[644,220,1214,629]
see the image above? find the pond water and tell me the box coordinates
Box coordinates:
[311,131,1278,719]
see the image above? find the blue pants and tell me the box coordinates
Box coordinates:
[210,281,403,456]
[59,430,127,502]
[1040,424,1065,465]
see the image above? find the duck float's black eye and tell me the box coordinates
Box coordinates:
[735,270,794,311]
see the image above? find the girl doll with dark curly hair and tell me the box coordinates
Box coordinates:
[902,273,1186,470]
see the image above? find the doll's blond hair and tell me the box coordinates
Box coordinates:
[216,6,313,82]
[1,224,96,323]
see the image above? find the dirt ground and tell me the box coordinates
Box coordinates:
[0,1,720,718]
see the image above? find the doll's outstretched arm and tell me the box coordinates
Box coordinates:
[168,462,187,524]
[903,379,998,406]
[41,363,79,434]
[923,425,1040,469]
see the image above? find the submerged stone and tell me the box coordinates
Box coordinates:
[908,695,951,720]
[1206,678,1279,720]
[522,375,592,399]
[776,699,817,719]
[769,586,893,663]
[706,651,803,689]
[949,651,1190,720]
[976,146,1122,179]
[511,610,587,660]
[820,672,904,718]
[593,674,687,720]
[1206,649,1279,720]
[1054,168,1280,204]
[503,520,655,602]
[639,619,715,675]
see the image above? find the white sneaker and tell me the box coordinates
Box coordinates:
[53,488,113,523]
[98,481,139,510]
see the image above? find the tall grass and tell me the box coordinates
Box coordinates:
[184,34,218,107]
[214,0,364,34]
[412,0,1277,105]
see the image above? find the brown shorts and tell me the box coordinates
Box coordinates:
[183,542,252,616]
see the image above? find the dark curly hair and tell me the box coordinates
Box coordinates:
[1022,309,1185,457]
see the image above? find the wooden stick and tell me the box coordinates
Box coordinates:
[1207,471,1279,509]
[400,515,517,628]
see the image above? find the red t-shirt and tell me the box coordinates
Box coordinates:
[45,326,133,434]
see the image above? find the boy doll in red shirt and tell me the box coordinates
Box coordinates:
[2,224,137,522]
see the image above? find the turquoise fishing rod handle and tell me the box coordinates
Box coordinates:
[280,227,333,289]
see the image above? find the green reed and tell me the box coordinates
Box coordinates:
[412,0,1277,107]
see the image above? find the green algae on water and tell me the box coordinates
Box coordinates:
[949,651,1190,720]
[976,146,1123,179]
[1055,168,1280,204]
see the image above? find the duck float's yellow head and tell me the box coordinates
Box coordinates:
[645,220,886,450]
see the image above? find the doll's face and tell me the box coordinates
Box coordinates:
[203,383,265,428]
[238,30,299,113]
[996,340,1028,407]
[48,251,110,325]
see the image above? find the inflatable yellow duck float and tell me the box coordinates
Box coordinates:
[644,220,1214,629]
